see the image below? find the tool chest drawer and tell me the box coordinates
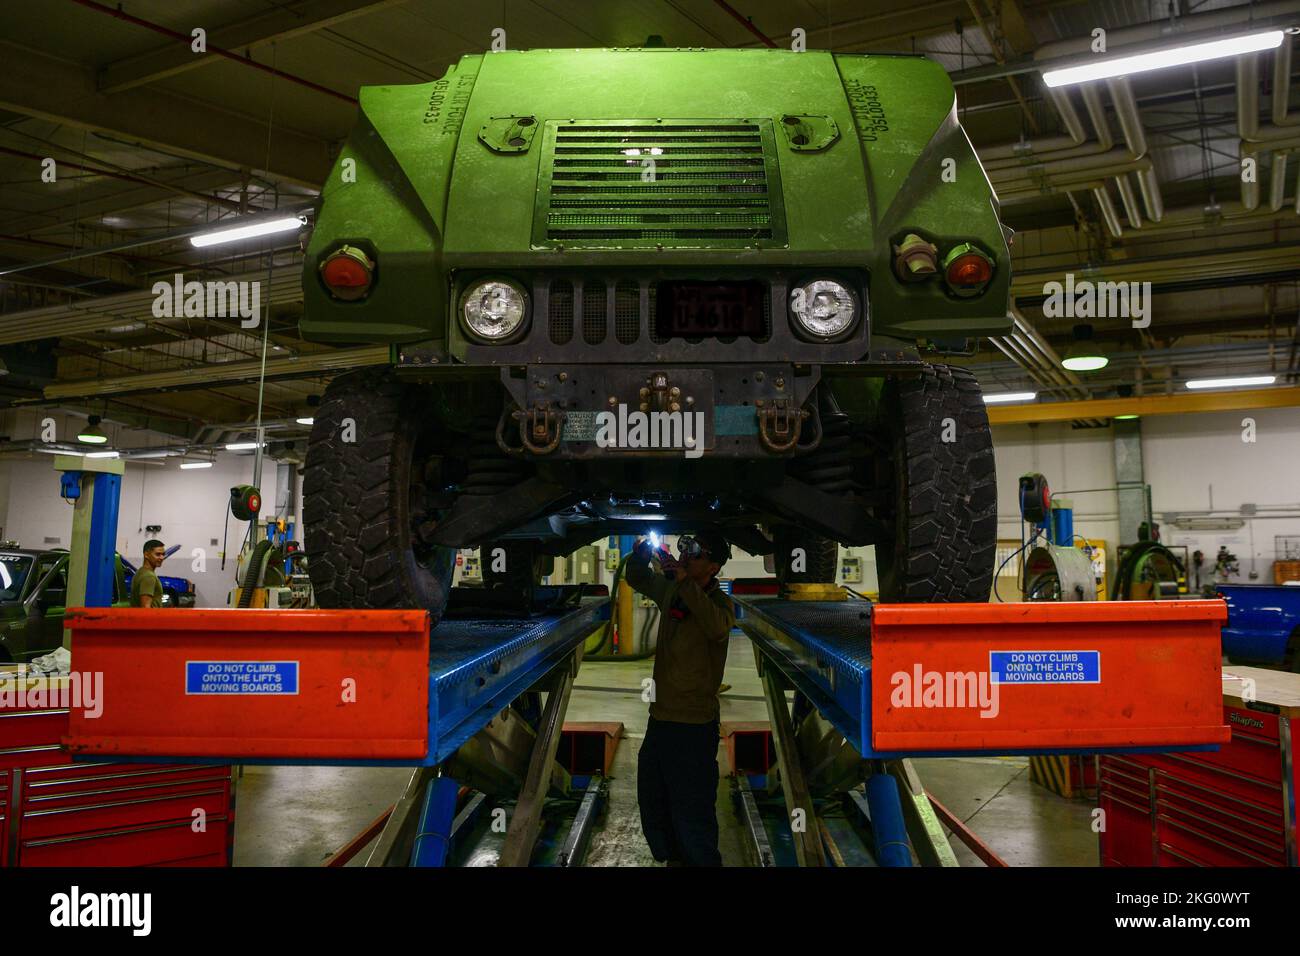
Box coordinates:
[1,669,234,867]
[1100,666,1299,867]
[20,815,232,867]
[19,763,233,842]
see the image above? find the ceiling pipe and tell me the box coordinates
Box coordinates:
[994,159,1152,197]
[1108,78,1164,222]
[1049,87,1088,143]
[992,333,1071,394]
[1093,185,1124,237]
[1271,152,1291,210]
[1081,85,1115,150]
[1008,306,1093,400]
[712,0,778,47]
[1114,174,1144,228]
[1033,1,1299,61]
[1274,36,1299,126]
[987,147,1147,183]
[1240,54,1264,211]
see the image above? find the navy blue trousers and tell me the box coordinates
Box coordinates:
[637,716,721,866]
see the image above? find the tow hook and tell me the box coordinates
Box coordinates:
[513,402,565,455]
[756,399,810,453]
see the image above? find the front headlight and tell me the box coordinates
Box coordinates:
[460,278,528,341]
[789,279,858,339]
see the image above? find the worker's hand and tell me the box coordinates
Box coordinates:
[633,537,655,561]
[658,550,680,576]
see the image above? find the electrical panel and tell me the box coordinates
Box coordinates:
[840,556,863,584]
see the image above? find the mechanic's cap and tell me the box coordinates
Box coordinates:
[694,532,731,566]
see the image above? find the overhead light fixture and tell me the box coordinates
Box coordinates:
[296,417,315,426]
[179,461,214,470]
[1113,414,1140,421]
[84,451,119,459]
[983,391,1038,404]
[1043,29,1284,87]
[190,215,306,249]
[1061,324,1109,372]
[0,356,9,377]
[1186,375,1277,390]
[224,441,263,451]
[77,415,109,445]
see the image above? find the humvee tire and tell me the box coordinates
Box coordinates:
[480,541,549,600]
[773,527,839,585]
[875,364,997,602]
[304,369,456,618]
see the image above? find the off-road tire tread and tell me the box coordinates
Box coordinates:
[878,364,997,602]
[304,368,451,614]
[774,528,840,584]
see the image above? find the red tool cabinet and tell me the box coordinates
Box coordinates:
[0,669,234,867]
[1099,666,1298,867]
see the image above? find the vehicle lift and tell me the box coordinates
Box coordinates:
[63,586,1229,868]
[53,452,1230,868]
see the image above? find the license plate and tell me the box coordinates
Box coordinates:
[654,281,766,338]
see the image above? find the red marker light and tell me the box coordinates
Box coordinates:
[320,246,374,300]
[941,243,994,296]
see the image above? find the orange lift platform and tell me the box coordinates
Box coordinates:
[63,590,613,866]
[728,592,1229,867]
[58,590,1229,867]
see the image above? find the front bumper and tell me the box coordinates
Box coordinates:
[499,363,820,459]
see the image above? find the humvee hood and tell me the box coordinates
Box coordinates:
[429,49,968,263]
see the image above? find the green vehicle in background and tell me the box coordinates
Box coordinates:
[300,47,1010,621]
[0,548,128,662]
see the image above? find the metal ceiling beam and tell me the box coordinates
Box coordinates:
[97,0,409,94]
[0,42,334,189]
[3,168,244,237]
[42,345,388,400]
[0,269,305,345]
[986,386,1300,425]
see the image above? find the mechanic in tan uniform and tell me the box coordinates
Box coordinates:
[625,531,735,866]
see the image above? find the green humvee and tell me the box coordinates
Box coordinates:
[0,549,128,662]
[300,48,1009,621]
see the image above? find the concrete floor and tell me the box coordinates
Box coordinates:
[232,632,1099,867]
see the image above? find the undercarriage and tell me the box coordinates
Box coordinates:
[303,361,997,622]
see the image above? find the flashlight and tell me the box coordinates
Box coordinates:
[648,531,660,550]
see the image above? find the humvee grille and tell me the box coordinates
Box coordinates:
[533,120,787,248]
[545,277,770,346]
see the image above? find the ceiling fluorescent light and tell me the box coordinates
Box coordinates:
[1043,30,1284,87]
[224,441,263,451]
[1185,375,1277,390]
[84,451,120,459]
[190,215,306,248]
[180,461,214,470]
[983,391,1038,404]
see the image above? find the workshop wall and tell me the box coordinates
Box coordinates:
[0,454,257,607]
[991,406,1300,587]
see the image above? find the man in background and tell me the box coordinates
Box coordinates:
[625,531,735,866]
[131,539,167,608]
